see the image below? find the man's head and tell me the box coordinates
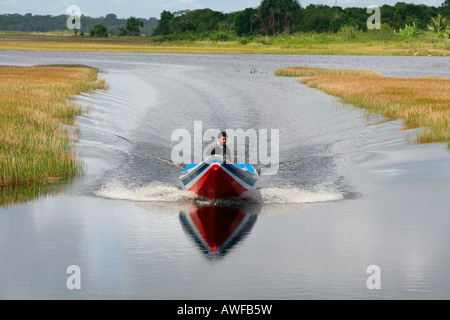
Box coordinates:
[218,131,227,146]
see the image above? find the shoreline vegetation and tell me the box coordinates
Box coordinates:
[276,67,450,146]
[0,31,449,55]
[1,1,449,57]
[1,1,449,55]
[0,65,107,189]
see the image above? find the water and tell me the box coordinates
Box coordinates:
[1,51,450,299]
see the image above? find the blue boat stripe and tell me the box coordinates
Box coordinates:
[181,163,209,186]
[182,163,256,188]
[234,164,255,173]
[222,164,257,187]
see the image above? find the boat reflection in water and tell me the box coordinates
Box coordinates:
[179,203,260,260]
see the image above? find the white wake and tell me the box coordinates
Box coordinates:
[96,182,343,205]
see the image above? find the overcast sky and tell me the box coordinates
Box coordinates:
[0,0,446,18]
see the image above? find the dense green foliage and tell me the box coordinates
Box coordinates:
[0,1,449,38]
[258,0,302,35]
[90,24,108,37]
[0,13,158,35]
[118,17,144,36]
[152,1,449,40]
[153,9,226,35]
[430,14,449,33]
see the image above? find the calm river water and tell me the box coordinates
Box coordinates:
[1,50,449,299]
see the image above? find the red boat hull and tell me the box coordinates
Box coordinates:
[179,155,259,200]
[188,164,248,199]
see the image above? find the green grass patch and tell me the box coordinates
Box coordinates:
[0,65,107,188]
[0,30,448,56]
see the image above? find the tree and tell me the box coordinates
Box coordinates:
[258,0,301,36]
[125,17,144,36]
[90,24,108,37]
[309,13,331,33]
[429,14,449,33]
[399,22,420,41]
[234,8,258,35]
[153,10,174,35]
[440,0,450,18]
[105,13,117,21]
[250,11,260,33]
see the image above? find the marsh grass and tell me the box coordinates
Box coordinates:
[0,65,107,187]
[275,67,381,77]
[276,67,450,146]
[0,31,448,55]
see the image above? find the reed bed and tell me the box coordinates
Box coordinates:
[276,67,450,145]
[0,32,448,56]
[0,65,107,187]
[275,67,381,77]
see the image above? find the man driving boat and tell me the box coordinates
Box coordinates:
[204,131,232,162]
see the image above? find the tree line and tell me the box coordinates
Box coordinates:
[0,13,158,35]
[0,1,449,37]
[153,0,450,38]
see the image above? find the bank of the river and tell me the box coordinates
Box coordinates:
[276,67,450,146]
[0,65,107,187]
[0,32,449,56]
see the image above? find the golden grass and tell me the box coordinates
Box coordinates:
[0,65,107,187]
[275,67,381,77]
[276,67,450,145]
[0,33,448,56]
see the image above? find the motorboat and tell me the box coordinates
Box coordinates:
[179,155,259,200]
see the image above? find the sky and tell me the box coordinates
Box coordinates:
[0,0,446,18]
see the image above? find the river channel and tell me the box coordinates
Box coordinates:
[0,50,449,299]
